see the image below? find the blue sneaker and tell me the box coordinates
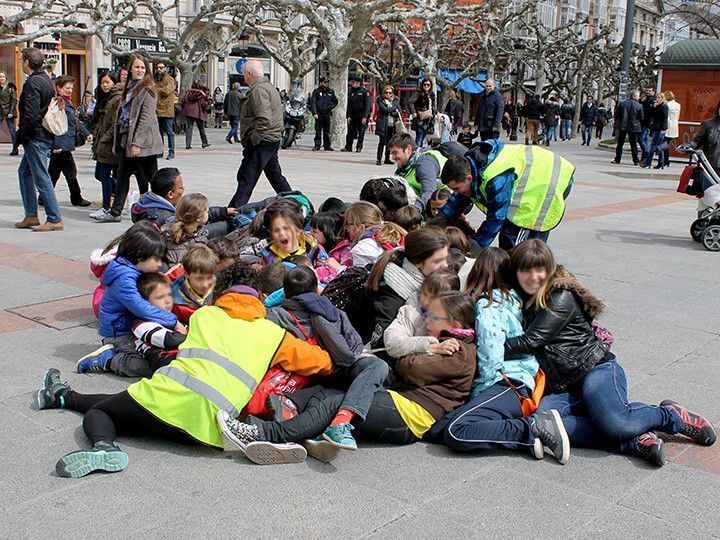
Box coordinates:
[322,423,357,450]
[56,440,128,478]
[76,344,115,373]
[37,368,69,410]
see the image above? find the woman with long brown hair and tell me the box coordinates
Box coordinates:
[98,55,163,223]
[375,84,402,165]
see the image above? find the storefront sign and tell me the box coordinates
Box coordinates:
[114,35,167,55]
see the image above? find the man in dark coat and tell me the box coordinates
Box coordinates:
[223,82,243,144]
[612,90,644,165]
[524,94,544,145]
[559,101,575,140]
[343,75,371,152]
[579,96,597,146]
[475,78,504,141]
[309,76,338,151]
[15,47,64,231]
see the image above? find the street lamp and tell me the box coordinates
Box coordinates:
[386,21,400,81]
[510,39,526,142]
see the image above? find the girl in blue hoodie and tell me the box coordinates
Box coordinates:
[425,247,569,464]
[77,226,183,375]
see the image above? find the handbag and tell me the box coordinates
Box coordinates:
[74,116,86,148]
[500,369,546,416]
[417,108,433,121]
[41,80,68,136]
[395,117,407,134]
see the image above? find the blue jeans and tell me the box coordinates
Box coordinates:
[226,115,240,142]
[94,162,117,210]
[426,381,533,452]
[415,128,427,147]
[538,359,684,453]
[158,117,175,154]
[560,119,572,140]
[544,125,556,145]
[639,126,650,156]
[644,131,666,167]
[581,124,593,144]
[18,139,62,223]
[1,115,17,149]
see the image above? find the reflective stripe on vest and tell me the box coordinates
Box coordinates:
[480,144,574,232]
[155,365,240,417]
[176,347,258,393]
[398,149,448,195]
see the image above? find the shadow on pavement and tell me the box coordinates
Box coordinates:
[595,229,701,249]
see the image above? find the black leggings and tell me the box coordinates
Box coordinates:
[64,390,191,446]
[256,387,417,445]
[110,154,156,217]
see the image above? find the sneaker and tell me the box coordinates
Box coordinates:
[322,423,357,450]
[92,211,121,223]
[530,436,544,459]
[76,344,115,373]
[166,152,175,160]
[304,436,341,463]
[630,432,665,467]
[244,441,307,465]
[660,400,717,446]
[55,440,129,478]
[37,368,69,410]
[216,410,260,453]
[267,394,299,423]
[530,410,570,464]
[89,208,108,220]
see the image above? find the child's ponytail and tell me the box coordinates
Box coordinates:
[170,193,209,244]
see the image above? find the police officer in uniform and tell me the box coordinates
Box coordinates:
[308,76,338,151]
[440,139,575,249]
[343,74,371,153]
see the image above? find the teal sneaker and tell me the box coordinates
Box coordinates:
[55,441,129,478]
[322,423,357,450]
[76,344,115,373]
[37,368,69,410]
[304,436,341,463]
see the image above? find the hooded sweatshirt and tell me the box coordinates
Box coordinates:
[266,292,363,368]
[131,192,176,227]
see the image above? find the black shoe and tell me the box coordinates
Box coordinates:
[384,160,393,165]
[9,150,18,156]
[225,137,233,144]
[356,147,362,153]
[37,368,69,410]
[325,147,334,151]
[71,198,92,207]
[234,138,240,143]
[185,145,192,150]
[630,432,665,467]
[340,147,350,152]
[312,147,321,151]
[376,159,382,165]
[660,400,717,446]
[166,152,175,160]
[531,410,570,464]
[653,164,663,169]
[202,143,211,148]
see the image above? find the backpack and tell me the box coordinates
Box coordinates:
[322,265,374,342]
[435,140,467,159]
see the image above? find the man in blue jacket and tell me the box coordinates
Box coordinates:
[441,140,574,249]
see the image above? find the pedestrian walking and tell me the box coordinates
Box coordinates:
[0,70,18,156]
[89,70,121,221]
[475,78,504,141]
[154,62,176,160]
[308,76,338,151]
[409,78,435,148]
[643,92,669,169]
[229,59,291,207]
[639,87,656,161]
[595,103,610,140]
[579,96,597,146]
[15,47,64,232]
[47,75,92,207]
[559,100,574,140]
[543,96,559,147]
[612,90,643,165]
[375,85,402,165]
[212,86,224,129]
[223,82,242,144]
[524,94,543,145]
[664,91,681,165]
[182,81,211,150]
[343,74,371,152]
[444,89,464,135]
[99,54,162,223]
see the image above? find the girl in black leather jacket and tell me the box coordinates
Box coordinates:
[505,240,716,467]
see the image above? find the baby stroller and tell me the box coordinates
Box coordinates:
[676,144,720,251]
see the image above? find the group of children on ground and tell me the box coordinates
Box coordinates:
[35,167,716,477]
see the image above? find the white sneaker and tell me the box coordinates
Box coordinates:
[126,190,140,209]
[89,208,108,220]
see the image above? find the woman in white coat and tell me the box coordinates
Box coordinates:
[664,90,681,165]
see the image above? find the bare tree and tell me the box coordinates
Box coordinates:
[660,0,720,38]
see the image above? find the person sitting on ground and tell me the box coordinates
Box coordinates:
[217,291,476,464]
[444,226,476,289]
[309,211,346,265]
[389,133,447,213]
[383,269,460,360]
[37,261,336,477]
[161,193,210,265]
[391,205,423,232]
[359,176,417,210]
[77,226,183,376]
[265,266,389,450]
[207,237,240,273]
[509,240,717,466]
[376,185,409,221]
[256,261,289,308]
[171,245,218,324]
[318,196,348,214]
[424,187,452,219]
[343,201,406,267]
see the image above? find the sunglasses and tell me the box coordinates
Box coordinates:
[383,91,393,94]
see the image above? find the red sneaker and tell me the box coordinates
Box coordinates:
[631,432,665,467]
[661,400,717,446]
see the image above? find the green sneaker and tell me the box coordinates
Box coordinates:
[322,423,357,450]
[37,368,69,410]
[55,441,129,478]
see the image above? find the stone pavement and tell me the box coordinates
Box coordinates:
[0,129,718,538]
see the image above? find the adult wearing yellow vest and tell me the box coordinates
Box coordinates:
[37,262,334,478]
[388,133,447,213]
[440,140,574,249]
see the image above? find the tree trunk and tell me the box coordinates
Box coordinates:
[328,55,349,150]
[571,49,589,141]
[175,61,199,93]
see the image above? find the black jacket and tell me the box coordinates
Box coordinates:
[641,95,656,128]
[346,86,371,118]
[525,97,544,120]
[505,275,609,393]
[559,104,575,120]
[619,99,643,133]
[543,100,559,126]
[649,102,669,132]
[375,95,401,134]
[580,103,597,126]
[223,89,243,117]
[18,69,55,145]
[445,98,464,120]
[309,86,338,115]
[475,89,504,132]
[694,114,720,171]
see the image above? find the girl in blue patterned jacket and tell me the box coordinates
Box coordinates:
[426,247,571,464]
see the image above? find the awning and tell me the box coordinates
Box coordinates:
[439,68,487,94]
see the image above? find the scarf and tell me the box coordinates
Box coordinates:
[118,79,139,134]
[382,256,425,301]
[176,275,213,308]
